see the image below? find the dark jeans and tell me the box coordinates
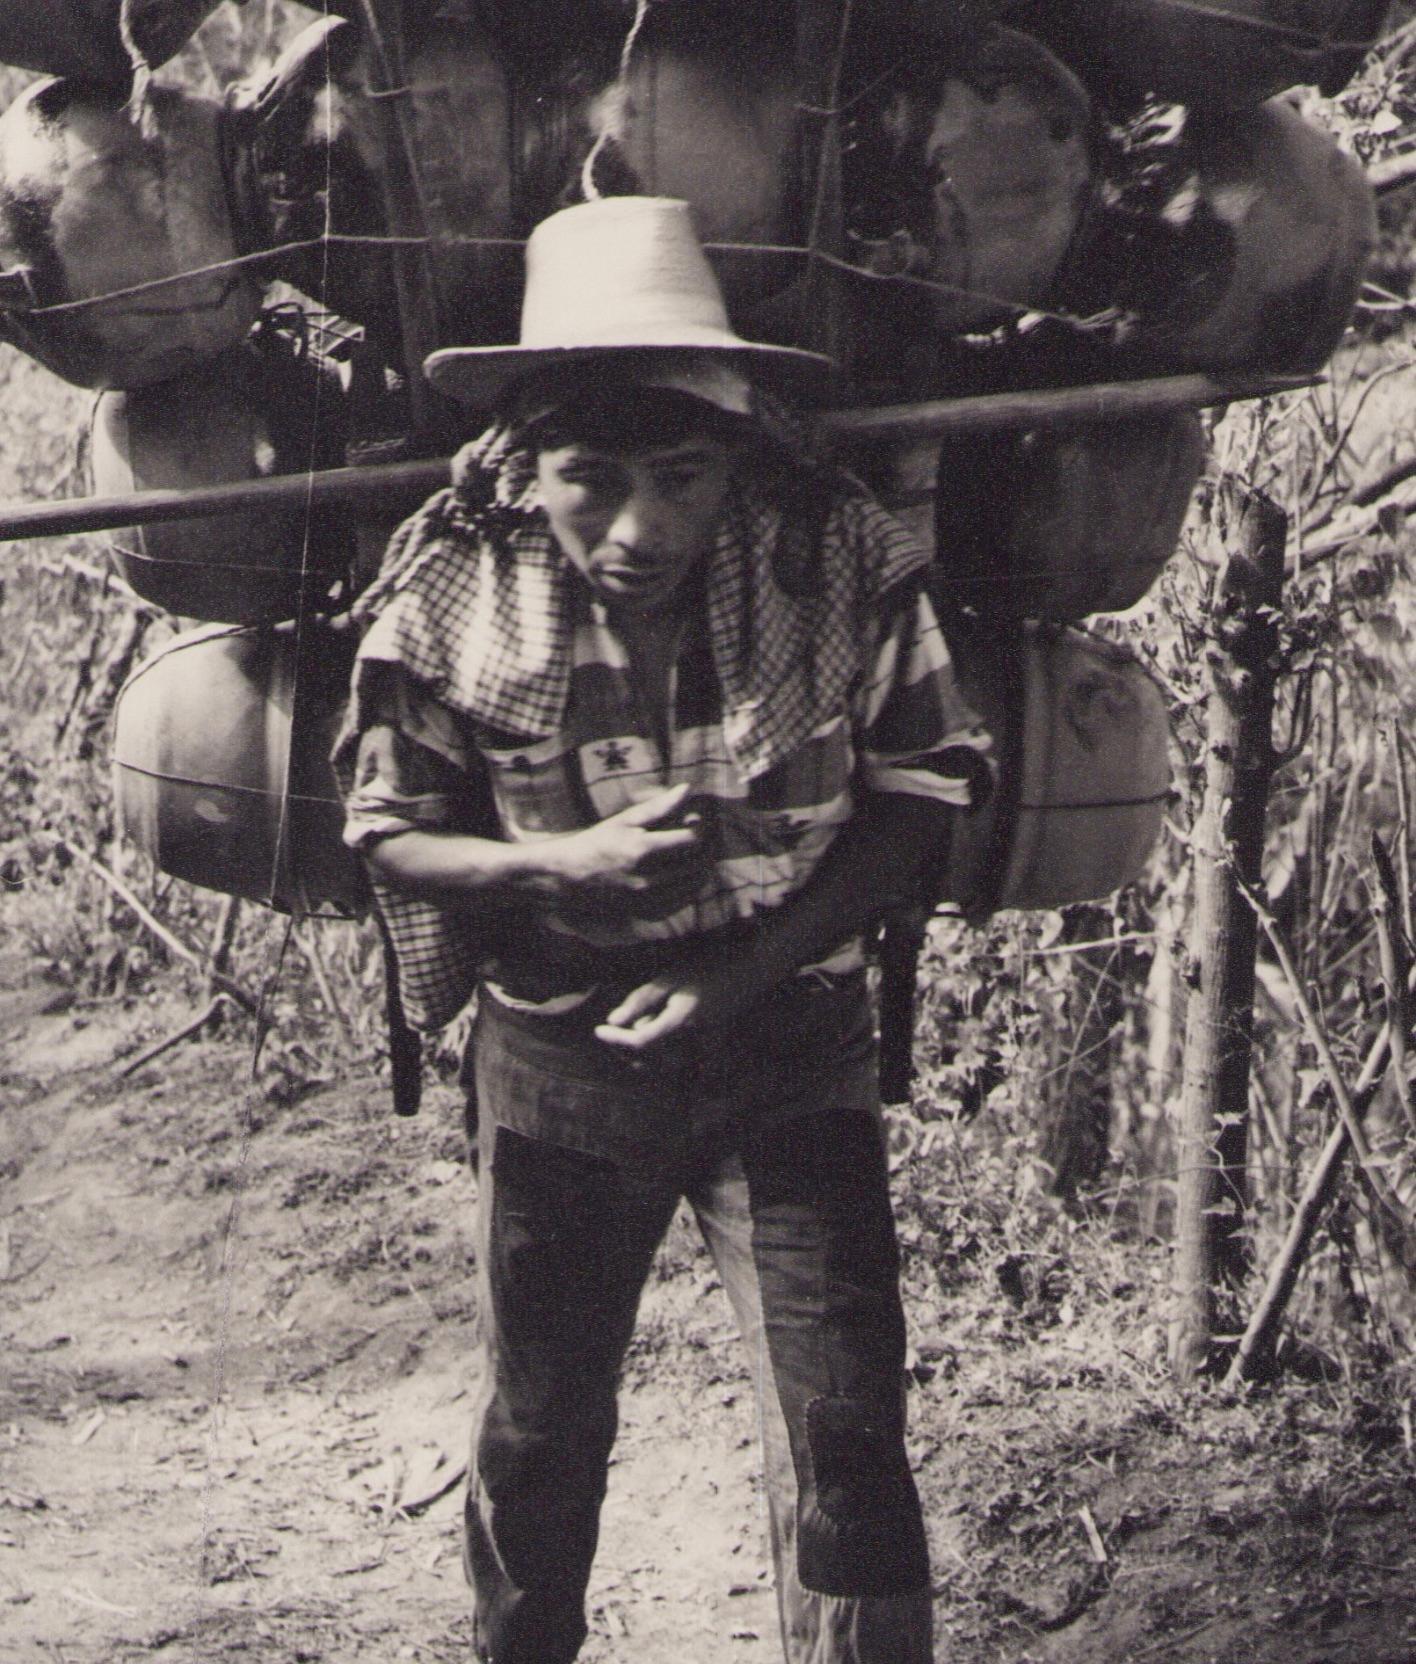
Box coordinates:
[464,978,934,1664]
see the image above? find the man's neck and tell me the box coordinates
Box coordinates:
[608,595,694,642]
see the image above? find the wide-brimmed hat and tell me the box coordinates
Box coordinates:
[423,196,836,413]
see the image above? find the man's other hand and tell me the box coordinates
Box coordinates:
[594,962,757,1051]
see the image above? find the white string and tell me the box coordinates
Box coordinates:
[194,0,341,1596]
[16,232,1131,342]
[268,5,340,922]
[579,0,653,203]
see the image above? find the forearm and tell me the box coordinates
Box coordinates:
[363,827,561,907]
[737,794,950,989]
[361,782,706,920]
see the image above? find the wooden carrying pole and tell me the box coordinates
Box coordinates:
[0,373,1315,546]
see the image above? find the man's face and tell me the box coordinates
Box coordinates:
[536,437,732,616]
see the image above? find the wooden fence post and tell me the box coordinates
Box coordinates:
[1170,481,1288,1383]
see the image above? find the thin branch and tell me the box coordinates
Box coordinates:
[1397,727,1415,943]
[57,841,262,1017]
[1225,1024,1392,1386]
[1300,358,1416,520]
[1349,446,1416,510]
[1237,874,1410,1227]
[1371,833,1416,1138]
[1369,148,1416,195]
[292,921,360,1049]
[115,997,227,1079]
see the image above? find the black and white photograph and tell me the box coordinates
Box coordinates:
[1,3,1414,1661]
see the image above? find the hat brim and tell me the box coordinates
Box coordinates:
[424,340,838,413]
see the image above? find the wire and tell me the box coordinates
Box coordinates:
[9,230,1132,342]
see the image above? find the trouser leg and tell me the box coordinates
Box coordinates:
[467,1118,676,1664]
[692,1108,934,1664]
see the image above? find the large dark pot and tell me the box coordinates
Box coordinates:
[90,319,351,623]
[113,621,365,917]
[936,411,1205,618]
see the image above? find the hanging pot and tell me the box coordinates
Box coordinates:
[942,623,1171,918]
[1070,0,1391,109]
[594,27,802,312]
[243,15,1094,385]
[0,77,260,389]
[935,410,1205,617]
[113,621,366,918]
[0,0,229,85]
[1147,98,1374,373]
[332,16,804,336]
[844,27,1094,333]
[90,316,352,623]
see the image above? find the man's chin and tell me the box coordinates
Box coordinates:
[594,571,682,612]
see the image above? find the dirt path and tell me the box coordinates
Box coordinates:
[0,986,788,1663]
[3,978,1415,1664]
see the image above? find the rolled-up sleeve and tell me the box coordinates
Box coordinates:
[854,585,995,809]
[342,665,497,851]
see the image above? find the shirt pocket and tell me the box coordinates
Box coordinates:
[479,733,586,837]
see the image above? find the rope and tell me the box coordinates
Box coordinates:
[195,5,340,1593]
[797,0,855,364]
[265,4,341,925]
[11,231,1134,340]
[580,0,653,202]
[117,0,156,137]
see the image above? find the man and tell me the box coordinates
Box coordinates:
[337,196,992,1664]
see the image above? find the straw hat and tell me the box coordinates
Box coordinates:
[424,196,836,412]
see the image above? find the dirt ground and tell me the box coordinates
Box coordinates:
[2,963,1415,1664]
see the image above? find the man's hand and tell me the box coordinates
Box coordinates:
[594,960,761,1051]
[539,782,709,917]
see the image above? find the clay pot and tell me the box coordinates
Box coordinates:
[0,0,227,85]
[113,621,365,917]
[90,321,351,623]
[1153,98,1375,373]
[942,623,1171,919]
[850,28,1094,332]
[0,78,260,389]
[276,15,1089,360]
[326,17,804,342]
[1072,0,1391,109]
[936,411,1205,618]
[599,30,801,312]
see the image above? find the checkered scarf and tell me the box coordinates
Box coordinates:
[347,423,930,783]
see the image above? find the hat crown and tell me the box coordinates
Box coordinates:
[422,195,836,409]
[519,197,733,349]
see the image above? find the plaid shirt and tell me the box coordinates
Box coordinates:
[337,458,992,1030]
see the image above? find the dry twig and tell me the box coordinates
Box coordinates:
[58,842,261,1016]
[1226,1026,1392,1386]
[1370,833,1416,1137]
[1236,873,1407,1224]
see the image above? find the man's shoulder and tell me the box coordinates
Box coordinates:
[362,501,559,625]
[814,488,932,615]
